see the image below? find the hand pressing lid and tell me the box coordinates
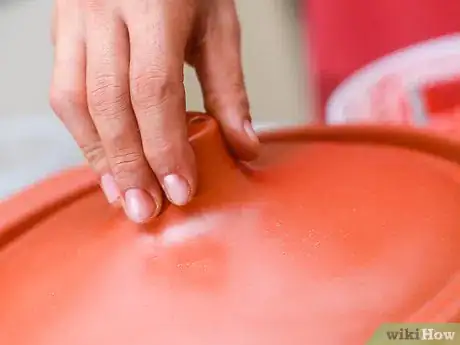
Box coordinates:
[0,113,459,345]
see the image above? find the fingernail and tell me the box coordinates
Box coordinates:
[124,188,159,223]
[100,174,120,204]
[163,174,191,206]
[243,119,259,144]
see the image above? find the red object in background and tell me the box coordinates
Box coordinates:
[422,78,460,137]
[424,78,460,115]
[303,0,460,119]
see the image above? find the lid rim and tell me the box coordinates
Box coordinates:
[0,167,97,247]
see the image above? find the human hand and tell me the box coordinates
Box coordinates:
[50,0,259,223]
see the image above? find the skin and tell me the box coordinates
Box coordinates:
[50,0,260,224]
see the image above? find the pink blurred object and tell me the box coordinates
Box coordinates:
[325,34,460,140]
[303,0,460,120]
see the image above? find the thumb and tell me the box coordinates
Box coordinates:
[191,0,260,161]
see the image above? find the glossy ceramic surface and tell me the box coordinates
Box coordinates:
[0,113,459,345]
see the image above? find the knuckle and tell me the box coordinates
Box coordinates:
[109,149,145,183]
[88,74,130,119]
[80,141,106,171]
[131,72,182,110]
[49,86,86,117]
[143,139,175,165]
[49,88,64,115]
[102,123,133,152]
[206,83,249,114]
[236,90,250,113]
[84,0,107,12]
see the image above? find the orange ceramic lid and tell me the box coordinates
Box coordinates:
[0,113,459,345]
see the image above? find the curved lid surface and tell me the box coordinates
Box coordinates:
[1,113,460,345]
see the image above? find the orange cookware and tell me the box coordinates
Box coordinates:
[0,113,459,345]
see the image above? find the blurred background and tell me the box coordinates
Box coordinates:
[0,0,312,199]
[3,0,458,201]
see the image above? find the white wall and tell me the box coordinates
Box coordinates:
[186,0,312,126]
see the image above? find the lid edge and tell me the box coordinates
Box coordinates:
[259,124,460,166]
[0,166,97,247]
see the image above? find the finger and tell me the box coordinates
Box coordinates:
[51,3,57,46]
[49,4,120,205]
[124,1,196,206]
[85,9,161,223]
[192,0,259,161]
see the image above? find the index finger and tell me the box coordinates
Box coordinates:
[123,1,197,206]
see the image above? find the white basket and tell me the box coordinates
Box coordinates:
[326,34,460,125]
